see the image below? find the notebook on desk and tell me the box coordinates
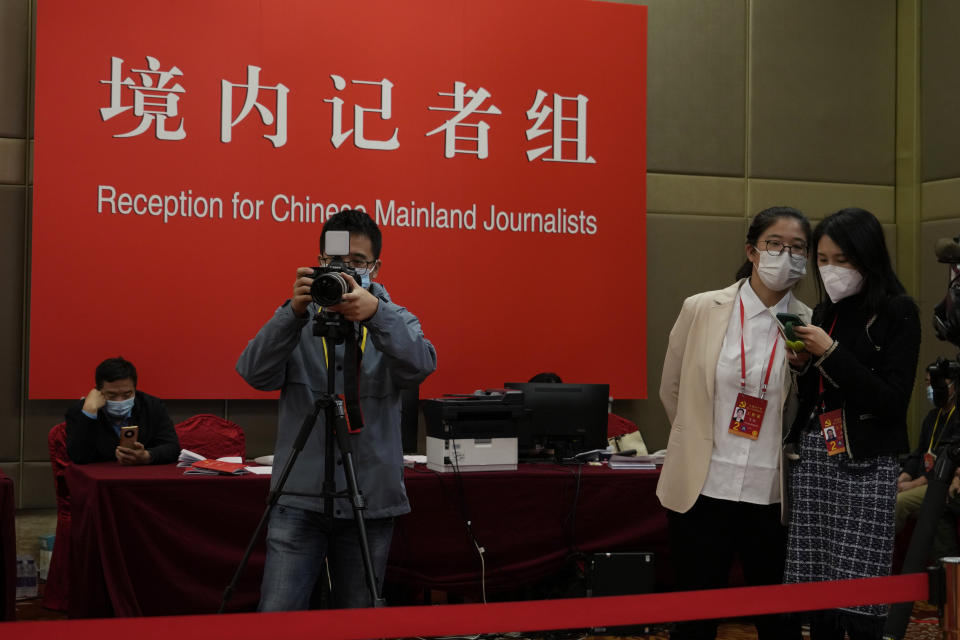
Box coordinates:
[185,459,248,475]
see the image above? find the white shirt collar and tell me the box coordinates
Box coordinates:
[740,278,792,320]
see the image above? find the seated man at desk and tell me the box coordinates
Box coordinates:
[65,356,179,465]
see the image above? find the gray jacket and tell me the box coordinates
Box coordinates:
[236,282,437,518]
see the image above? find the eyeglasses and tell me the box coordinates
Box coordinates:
[318,256,377,270]
[757,240,808,257]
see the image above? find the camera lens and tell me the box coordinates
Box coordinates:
[311,272,349,307]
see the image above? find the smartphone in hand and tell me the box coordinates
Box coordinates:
[118,425,139,449]
[775,313,807,351]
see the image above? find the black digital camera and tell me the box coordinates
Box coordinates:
[309,262,360,307]
[928,356,960,408]
[310,229,360,307]
[934,235,960,348]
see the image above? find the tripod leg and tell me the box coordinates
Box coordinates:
[330,402,386,608]
[884,455,957,638]
[219,399,325,614]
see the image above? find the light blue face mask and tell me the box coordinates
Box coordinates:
[353,267,372,288]
[105,397,135,417]
[927,386,936,406]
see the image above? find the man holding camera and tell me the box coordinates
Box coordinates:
[236,209,437,610]
[64,356,180,465]
[895,361,960,560]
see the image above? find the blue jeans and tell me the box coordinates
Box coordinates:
[258,504,394,611]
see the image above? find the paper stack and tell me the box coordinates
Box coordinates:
[607,452,664,470]
[177,449,206,467]
[403,454,427,468]
[178,449,272,475]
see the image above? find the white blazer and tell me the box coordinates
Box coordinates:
[656,279,812,515]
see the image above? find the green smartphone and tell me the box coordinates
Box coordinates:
[775,313,806,343]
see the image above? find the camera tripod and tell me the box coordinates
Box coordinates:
[219,311,384,612]
[883,406,960,638]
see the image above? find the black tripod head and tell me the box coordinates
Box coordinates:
[310,308,365,436]
[313,309,352,343]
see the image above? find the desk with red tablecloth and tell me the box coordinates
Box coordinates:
[63,462,666,617]
[0,467,15,621]
[390,464,667,598]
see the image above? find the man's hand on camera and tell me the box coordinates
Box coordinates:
[291,267,315,317]
[329,273,379,322]
[82,388,106,414]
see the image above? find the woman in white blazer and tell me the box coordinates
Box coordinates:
[657,206,812,640]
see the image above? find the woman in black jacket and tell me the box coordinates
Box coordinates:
[784,208,920,640]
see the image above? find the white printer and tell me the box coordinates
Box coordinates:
[423,390,522,472]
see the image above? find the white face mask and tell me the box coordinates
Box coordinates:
[756,251,807,292]
[819,264,864,303]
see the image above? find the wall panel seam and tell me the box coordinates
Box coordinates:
[19,0,36,506]
[743,0,752,222]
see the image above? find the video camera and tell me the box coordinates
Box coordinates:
[932,235,960,348]
[310,230,360,307]
[927,357,960,408]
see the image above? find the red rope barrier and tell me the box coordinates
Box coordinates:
[6,573,929,639]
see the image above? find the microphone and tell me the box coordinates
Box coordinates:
[935,236,960,263]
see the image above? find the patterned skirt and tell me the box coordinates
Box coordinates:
[784,427,898,620]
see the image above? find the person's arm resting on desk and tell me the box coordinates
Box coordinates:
[65,389,108,464]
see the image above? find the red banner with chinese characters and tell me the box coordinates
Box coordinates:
[31,0,647,399]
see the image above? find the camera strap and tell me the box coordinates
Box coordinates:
[319,321,368,361]
[341,327,366,434]
[316,307,367,433]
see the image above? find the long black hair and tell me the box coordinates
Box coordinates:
[735,206,811,280]
[812,207,905,314]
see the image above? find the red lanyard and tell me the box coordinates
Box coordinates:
[739,299,780,399]
[817,314,839,404]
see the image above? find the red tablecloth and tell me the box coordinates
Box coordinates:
[66,463,270,618]
[0,467,16,621]
[64,462,667,617]
[391,464,667,598]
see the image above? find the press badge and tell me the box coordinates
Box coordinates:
[728,393,767,440]
[925,451,937,473]
[819,409,846,456]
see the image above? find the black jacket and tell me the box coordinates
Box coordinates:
[787,292,920,459]
[65,390,180,464]
[901,405,960,480]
